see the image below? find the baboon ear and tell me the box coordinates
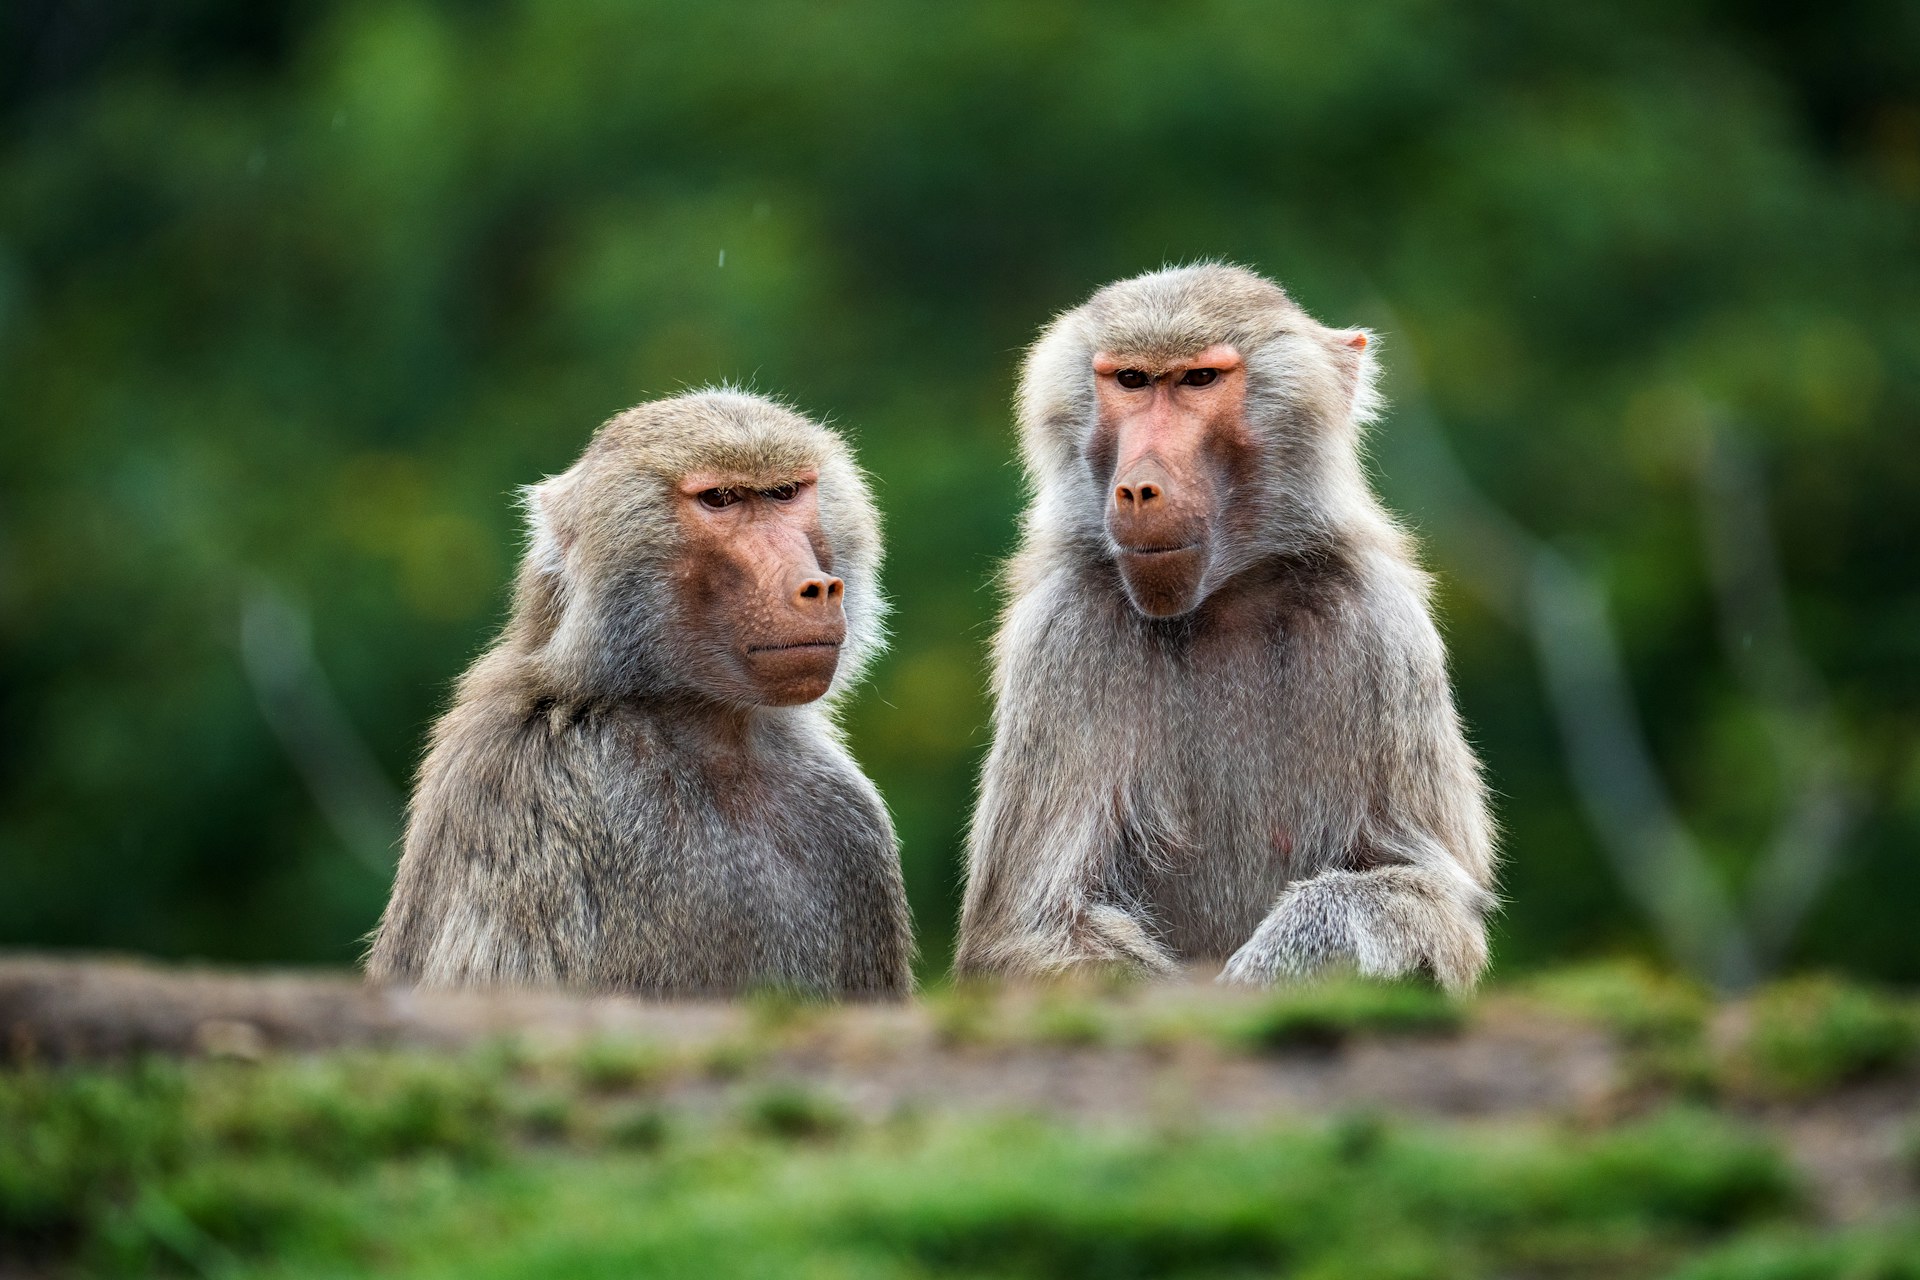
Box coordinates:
[521,471,580,578]
[1328,326,1383,425]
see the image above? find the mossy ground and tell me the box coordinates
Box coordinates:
[4,967,1917,1279]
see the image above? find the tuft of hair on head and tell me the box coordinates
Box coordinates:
[519,469,579,582]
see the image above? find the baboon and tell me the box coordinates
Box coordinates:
[366,390,912,997]
[955,264,1496,992]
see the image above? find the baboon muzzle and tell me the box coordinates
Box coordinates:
[1107,457,1212,619]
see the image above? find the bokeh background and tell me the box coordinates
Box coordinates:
[4,0,1916,984]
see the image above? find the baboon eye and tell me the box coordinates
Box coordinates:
[697,487,742,510]
[1179,368,1219,387]
[762,483,800,502]
[1115,369,1150,389]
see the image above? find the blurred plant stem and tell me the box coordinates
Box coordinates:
[240,582,402,875]
[1697,429,1859,966]
[1382,359,1854,989]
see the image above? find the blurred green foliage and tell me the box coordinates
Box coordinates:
[1225,979,1465,1052]
[1733,974,1919,1096]
[1527,961,1723,1097]
[0,1060,1809,1278]
[2,0,1917,975]
[569,1038,667,1096]
[5,971,1920,1274]
[0,1053,504,1271]
[1527,961,1713,1049]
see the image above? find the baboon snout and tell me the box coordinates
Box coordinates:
[743,567,847,706]
[1111,458,1173,518]
[1108,459,1202,551]
[1106,458,1212,618]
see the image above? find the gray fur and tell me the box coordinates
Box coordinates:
[366,390,913,997]
[956,264,1497,992]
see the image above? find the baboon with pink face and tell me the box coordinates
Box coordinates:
[957,265,1496,991]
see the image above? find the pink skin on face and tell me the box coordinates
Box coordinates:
[1088,344,1251,618]
[672,469,846,704]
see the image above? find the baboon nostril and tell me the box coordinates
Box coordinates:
[796,577,843,606]
[1138,483,1159,504]
[1114,484,1134,508]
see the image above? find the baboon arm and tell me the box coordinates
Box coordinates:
[830,799,918,997]
[957,777,1174,978]
[956,592,1178,979]
[1219,579,1497,993]
[366,839,586,989]
[958,897,1176,979]
[1217,861,1491,993]
[365,718,602,989]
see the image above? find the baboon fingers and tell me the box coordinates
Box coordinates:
[1217,867,1488,992]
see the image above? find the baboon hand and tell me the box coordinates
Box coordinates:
[1214,868,1487,991]
[1216,906,1356,987]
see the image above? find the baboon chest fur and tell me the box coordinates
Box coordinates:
[1057,560,1365,958]
[371,697,906,996]
[589,712,899,991]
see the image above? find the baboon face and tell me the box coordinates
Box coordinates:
[1086,343,1255,618]
[670,468,846,705]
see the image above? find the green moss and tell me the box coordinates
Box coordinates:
[1538,1109,1798,1230]
[511,1091,576,1142]
[571,1039,666,1095]
[0,972,1884,1279]
[201,1054,504,1170]
[0,1060,191,1252]
[1735,976,1918,1097]
[745,1085,851,1142]
[746,985,831,1034]
[1225,979,1465,1052]
[830,1111,1792,1280]
[0,1046,1818,1280]
[0,1052,505,1275]
[603,1105,670,1152]
[925,985,996,1047]
[151,1160,351,1261]
[1525,961,1720,1095]
[1526,960,1710,1047]
[1030,1000,1109,1048]
[699,1039,765,1082]
[1670,1225,1920,1279]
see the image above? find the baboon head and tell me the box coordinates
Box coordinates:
[511,390,885,707]
[1018,264,1382,619]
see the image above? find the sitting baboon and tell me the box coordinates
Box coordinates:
[366,390,912,996]
[955,264,1497,991]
